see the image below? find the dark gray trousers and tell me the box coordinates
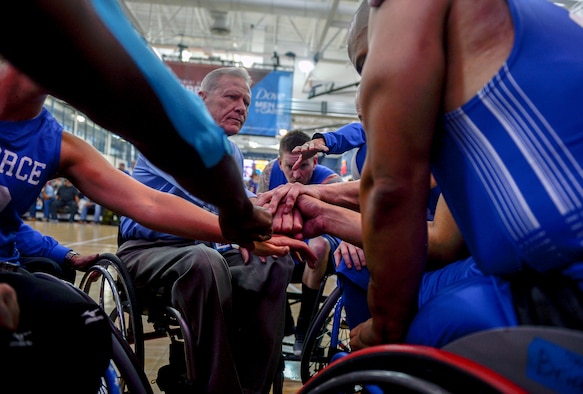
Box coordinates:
[117,239,293,394]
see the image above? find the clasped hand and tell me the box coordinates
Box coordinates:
[256,183,327,238]
[219,204,273,251]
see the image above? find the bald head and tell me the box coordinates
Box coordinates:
[347,0,370,75]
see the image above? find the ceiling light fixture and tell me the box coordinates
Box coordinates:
[298,60,315,74]
[210,10,231,36]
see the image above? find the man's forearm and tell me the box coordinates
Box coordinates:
[168,153,253,217]
[322,204,362,246]
[318,181,361,211]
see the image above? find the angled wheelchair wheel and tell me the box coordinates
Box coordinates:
[99,318,154,394]
[32,272,152,394]
[443,326,583,393]
[301,286,351,383]
[299,369,448,394]
[79,253,145,367]
[298,344,526,394]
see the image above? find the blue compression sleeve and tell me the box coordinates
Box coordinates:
[90,0,231,167]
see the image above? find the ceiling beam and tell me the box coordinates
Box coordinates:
[124,0,358,19]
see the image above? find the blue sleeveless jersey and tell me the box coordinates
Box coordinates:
[433,0,583,275]
[268,160,339,190]
[0,108,62,262]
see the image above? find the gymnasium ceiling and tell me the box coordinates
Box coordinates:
[118,0,583,156]
[121,0,362,102]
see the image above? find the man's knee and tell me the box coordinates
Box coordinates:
[308,237,331,260]
[169,245,230,284]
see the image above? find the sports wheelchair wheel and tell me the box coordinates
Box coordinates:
[79,253,145,366]
[99,318,153,394]
[298,344,525,394]
[33,272,152,394]
[301,286,351,383]
[443,326,583,393]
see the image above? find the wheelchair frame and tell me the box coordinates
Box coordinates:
[79,253,196,392]
[300,286,351,383]
[33,272,153,394]
[80,252,283,393]
[299,307,583,393]
[79,253,145,365]
[298,344,526,393]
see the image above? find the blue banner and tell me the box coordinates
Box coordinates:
[240,70,293,137]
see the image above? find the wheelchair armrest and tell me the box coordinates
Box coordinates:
[442,325,583,394]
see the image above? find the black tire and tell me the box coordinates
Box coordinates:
[106,319,154,394]
[299,344,524,394]
[80,253,145,367]
[300,287,351,383]
[299,369,447,394]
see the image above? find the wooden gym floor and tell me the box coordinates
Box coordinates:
[27,219,310,394]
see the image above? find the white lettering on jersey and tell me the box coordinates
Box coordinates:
[0,148,47,185]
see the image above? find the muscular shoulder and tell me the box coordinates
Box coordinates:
[257,160,275,193]
[322,173,343,185]
[312,165,343,185]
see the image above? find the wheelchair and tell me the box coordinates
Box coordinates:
[298,325,583,393]
[79,253,196,393]
[271,260,340,393]
[79,252,287,393]
[33,271,153,394]
[283,270,337,360]
[300,285,351,383]
[298,342,526,393]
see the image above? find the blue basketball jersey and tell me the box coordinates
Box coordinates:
[268,160,339,191]
[433,0,583,275]
[0,108,62,262]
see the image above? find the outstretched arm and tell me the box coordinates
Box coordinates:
[258,181,361,215]
[0,0,270,246]
[296,195,363,246]
[59,133,254,244]
[291,123,367,171]
[355,0,447,346]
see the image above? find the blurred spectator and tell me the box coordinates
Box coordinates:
[78,195,102,224]
[247,170,259,194]
[25,194,41,221]
[117,162,130,175]
[50,178,79,222]
[41,180,56,221]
